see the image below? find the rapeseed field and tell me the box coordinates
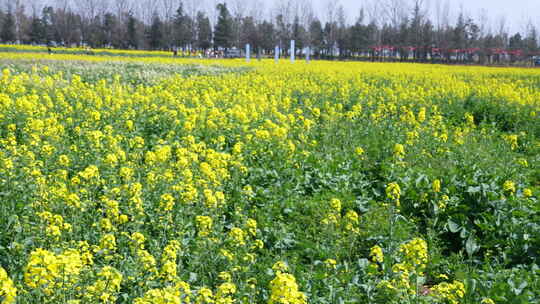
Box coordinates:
[0,52,539,303]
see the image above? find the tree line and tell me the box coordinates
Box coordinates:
[0,0,538,63]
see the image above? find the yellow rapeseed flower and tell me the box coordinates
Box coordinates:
[0,267,17,304]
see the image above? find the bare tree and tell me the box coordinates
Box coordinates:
[274,0,293,26]
[246,0,265,20]
[55,0,72,11]
[29,0,46,17]
[477,8,489,37]
[134,0,154,25]
[273,0,294,53]
[365,0,382,26]
[441,0,450,30]
[298,0,314,27]
[325,0,336,25]
[158,0,175,48]
[52,0,78,46]
[113,0,131,22]
[228,0,245,19]
[160,0,175,20]
[10,0,27,43]
[207,0,219,27]
[75,0,97,19]
[185,0,202,20]
[496,14,507,38]
[381,0,408,29]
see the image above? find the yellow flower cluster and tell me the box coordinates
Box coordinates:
[268,262,307,304]
[431,280,466,304]
[24,248,87,295]
[373,238,429,297]
[0,267,17,304]
[134,287,183,304]
[133,281,192,304]
[246,218,258,236]
[432,179,441,193]
[324,259,337,269]
[370,245,384,263]
[97,233,117,256]
[85,266,123,303]
[503,134,519,150]
[36,211,72,239]
[196,216,213,237]
[503,180,516,194]
[398,238,428,273]
[386,182,401,206]
[344,210,360,233]
[323,198,342,225]
[393,143,406,159]
[229,227,247,246]
[161,240,182,282]
[216,280,236,304]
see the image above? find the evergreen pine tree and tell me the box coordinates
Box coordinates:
[309,19,324,57]
[196,11,212,51]
[0,11,16,43]
[42,7,55,45]
[127,13,138,49]
[29,15,46,44]
[214,3,232,50]
[149,13,163,50]
[292,16,306,52]
[174,2,191,49]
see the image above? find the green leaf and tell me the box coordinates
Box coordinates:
[467,186,481,194]
[357,258,369,269]
[448,219,460,233]
[465,235,479,256]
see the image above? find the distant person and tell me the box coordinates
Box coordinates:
[48,47,52,55]
[173,49,178,57]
